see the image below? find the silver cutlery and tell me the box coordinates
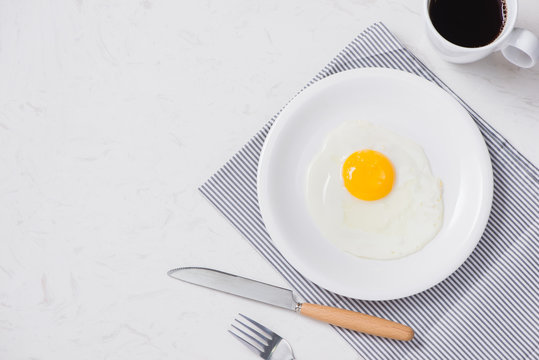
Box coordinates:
[229,314,295,360]
[168,267,414,341]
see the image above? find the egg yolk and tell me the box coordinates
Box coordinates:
[342,149,395,201]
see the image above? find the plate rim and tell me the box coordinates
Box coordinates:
[257,68,493,300]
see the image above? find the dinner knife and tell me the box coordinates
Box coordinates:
[167,267,414,341]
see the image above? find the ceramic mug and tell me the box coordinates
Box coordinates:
[424,0,539,68]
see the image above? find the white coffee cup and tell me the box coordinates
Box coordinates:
[424,0,539,68]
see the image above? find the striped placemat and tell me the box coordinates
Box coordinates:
[199,22,539,359]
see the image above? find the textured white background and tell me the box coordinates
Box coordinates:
[0,1,537,359]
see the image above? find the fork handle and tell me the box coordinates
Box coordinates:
[299,303,414,341]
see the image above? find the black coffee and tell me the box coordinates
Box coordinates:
[429,0,506,48]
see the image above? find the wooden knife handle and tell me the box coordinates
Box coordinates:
[299,303,414,341]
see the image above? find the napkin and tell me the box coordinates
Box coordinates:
[200,22,538,359]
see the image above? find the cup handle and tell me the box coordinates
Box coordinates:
[501,28,539,68]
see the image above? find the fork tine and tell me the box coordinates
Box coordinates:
[239,313,275,338]
[231,323,267,348]
[235,319,271,342]
[228,330,262,356]
[229,315,294,360]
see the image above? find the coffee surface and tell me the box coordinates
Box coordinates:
[429,0,506,48]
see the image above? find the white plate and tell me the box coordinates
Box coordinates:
[257,68,493,300]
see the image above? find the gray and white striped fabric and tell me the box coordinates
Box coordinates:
[199,22,539,359]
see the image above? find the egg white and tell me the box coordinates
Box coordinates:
[306,120,443,260]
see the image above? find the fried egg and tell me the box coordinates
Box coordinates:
[306,120,443,260]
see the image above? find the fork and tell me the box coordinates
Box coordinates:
[229,314,296,360]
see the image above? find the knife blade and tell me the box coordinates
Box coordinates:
[168,267,414,341]
[168,267,299,311]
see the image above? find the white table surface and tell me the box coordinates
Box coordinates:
[0,1,537,359]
